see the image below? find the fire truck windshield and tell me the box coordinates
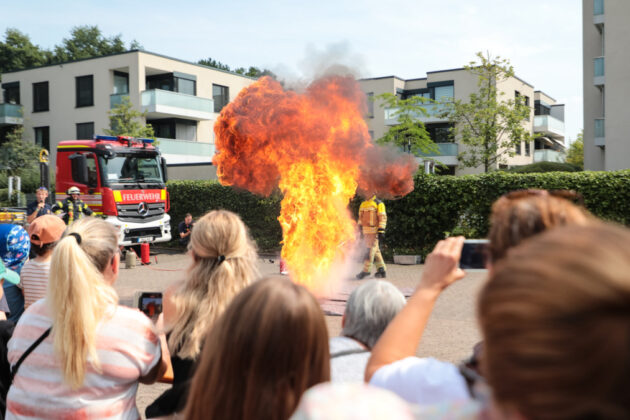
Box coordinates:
[100,154,164,184]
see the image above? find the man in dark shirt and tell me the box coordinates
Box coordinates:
[26,187,53,224]
[178,213,194,246]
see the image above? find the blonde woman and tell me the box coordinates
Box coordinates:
[146,209,260,418]
[6,217,167,419]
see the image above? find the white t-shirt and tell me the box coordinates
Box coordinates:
[369,356,471,406]
[19,259,51,309]
[7,300,161,419]
[329,336,371,383]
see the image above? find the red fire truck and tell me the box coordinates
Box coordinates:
[55,135,172,246]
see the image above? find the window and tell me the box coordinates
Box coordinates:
[113,71,129,94]
[76,75,94,107]
[366,92,374,118]
[534,100,551,116]
[515,141,522,155]
[33,82,49,112]
[148,118,197,140]
[426,123,454,143]
[177,78,196,95]
[2,82,20,104]
[525,141,531,156]
[76,122,94,140]
[34,126,50,150]
[86,154,98,187]
[434,85,454,102]
[402,81,454,102]
[146,72,196,95]
[213,84,229,113]
[368,130,374,140]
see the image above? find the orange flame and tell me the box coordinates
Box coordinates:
[214,75,417,293]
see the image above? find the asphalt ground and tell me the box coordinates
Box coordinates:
[115,249,487,418]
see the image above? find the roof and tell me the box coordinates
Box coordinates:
[0,49,257,80]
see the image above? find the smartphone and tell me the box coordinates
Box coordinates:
[138,292,163,322]
[460,239,489,269]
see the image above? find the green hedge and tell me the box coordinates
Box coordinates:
[506,161,581,173]
[167,170,630,256]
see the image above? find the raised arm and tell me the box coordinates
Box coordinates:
[365,236,465,381]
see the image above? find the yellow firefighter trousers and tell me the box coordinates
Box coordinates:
[362,238,386,273]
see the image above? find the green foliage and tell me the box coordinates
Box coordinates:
[198,57,276,79]
[375,93,437,155]
[0,28,51,75]
[441,52,536,172]
[566,131,584,170]
[0,126,41,177]
[198,57,231,71]
[167,171,630,257]
[167,181,283,251]
[506,161,580,173]
[104,96,155,138]
[0,188,26,207]
[52,25,127,62]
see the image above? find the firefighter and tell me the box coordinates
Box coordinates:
[356,195,387,279]
[52,186,93,225]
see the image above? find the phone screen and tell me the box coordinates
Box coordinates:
[460,240,489,269]
[138,292,163,322]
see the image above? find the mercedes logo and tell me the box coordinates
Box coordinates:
[138,202,149,216]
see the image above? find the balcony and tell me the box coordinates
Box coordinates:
[141,89,214,121]
[594,57,605,86]
[593,0,604,24]
[384,103,449,125]
[156,138,214,164]
[0,103,23,126]
[594,118,605,147]
[533,115,565,139]
[418,142,458,166]
[534,149,565,163]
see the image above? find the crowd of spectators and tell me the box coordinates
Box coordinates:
[0,188,629,419]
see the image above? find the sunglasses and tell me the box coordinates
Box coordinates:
[501,189,584,205]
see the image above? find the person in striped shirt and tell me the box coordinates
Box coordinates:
[19,215,66,309]
[7,217,167,419]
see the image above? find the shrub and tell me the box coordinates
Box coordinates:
[506,161,580,173]
[167,170,630,256]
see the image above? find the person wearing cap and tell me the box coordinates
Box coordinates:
[0,224,29,322]
[20,215,66,309]
[0,260,20,320]
[26,186,53,224]
[52,186,93,225]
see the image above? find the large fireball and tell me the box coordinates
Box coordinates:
[213,75,416,293]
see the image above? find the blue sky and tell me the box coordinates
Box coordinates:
[2,0,583,141]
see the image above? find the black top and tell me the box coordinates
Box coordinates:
[26,201,53,218]
[178,221,193,245]
[145,341,196,418]
[0,320,16,420]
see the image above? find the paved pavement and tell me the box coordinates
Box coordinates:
[116,249,486,417]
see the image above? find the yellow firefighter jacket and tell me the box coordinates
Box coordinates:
[358,196,387,235]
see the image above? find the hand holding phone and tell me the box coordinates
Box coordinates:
[138,292,163,322]
[459,239,489,270]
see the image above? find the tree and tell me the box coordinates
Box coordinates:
[375,93,437,155]
[104,96,155,139]
[0,126,41,177]
[441,52,535,172]
[234,66,277,79]
[0,28,51,75]
[198,57,231,71]
[565,130,584,170]
[52,25,127,62]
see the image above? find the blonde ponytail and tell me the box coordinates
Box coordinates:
[47,217,119,388]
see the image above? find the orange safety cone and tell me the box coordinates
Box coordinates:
[279,259,289,275]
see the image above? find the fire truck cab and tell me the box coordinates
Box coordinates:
[55,135,172,246]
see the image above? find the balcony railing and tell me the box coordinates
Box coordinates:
[533,115,565,138]
[0,103,23,126]
[594,118,605,147]
[419,142,458,157]
[110,93,128,108]
[534,149,565,163]
[594,57,605,85]
[384,103,449,125]
[141,89,214,121]
[157,138,214,157]
[594,0,604,15]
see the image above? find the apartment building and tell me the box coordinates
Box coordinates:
[358,69,565,175]
[583,0,630,170]
[0,50,255,180]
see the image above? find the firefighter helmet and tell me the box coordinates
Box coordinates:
[67,186,80,195]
